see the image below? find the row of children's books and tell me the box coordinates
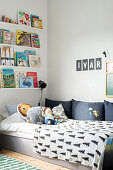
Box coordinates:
[0,69,38,88]
[18,11,43,29]
[1,11,43,29]
[0,29,40,48]
[0,47,40,67]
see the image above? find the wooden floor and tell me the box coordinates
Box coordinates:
[1,149,71,170]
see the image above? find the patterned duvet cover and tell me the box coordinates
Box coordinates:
[34,120,113,170]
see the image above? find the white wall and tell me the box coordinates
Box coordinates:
[47,0,113,102]
[0,0,47,114]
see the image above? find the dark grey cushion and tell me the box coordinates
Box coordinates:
[104,100,113,121]
[6,105,17,115]
[72,99,105,121]
[45,98,72,118]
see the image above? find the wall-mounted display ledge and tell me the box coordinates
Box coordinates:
[0,43,40,50]
[0,22,42,31]
[0,65,40,70]
[0,88,41,90]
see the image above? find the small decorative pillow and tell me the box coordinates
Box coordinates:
[6,105,17,116]
[104,100,113,121]
[52,104,68,124]
[72,99,105,121]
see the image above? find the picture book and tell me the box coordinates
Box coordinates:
[14,52,17,66]
[30,15,39,27]
[2,69,15,88]
[0,47,14,66]
[33,18,43,29]
[24,50,36,55]
[29,55,40,68]
[16,52,26,66]
[3,31,15,44]
[15,71,26,88]
[24,50,36,67]
[0,69,4,88]
[31,33,40,48]
[10,58,14,66]
[18,11,31,26]
[19,77,34,88]
[1,47,6,58]
[27,72,38,88]
[16,31,31,46]
[0,29,10,43]
[21,33,31,47]
[5,59,11,66]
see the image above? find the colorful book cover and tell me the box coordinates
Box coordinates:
[24,50,36,55]
[18,11,31,26]
[0,69,4,88]
[15,71,26,88]
[24,50,36,67]
[2,69,15,88]
[1,47,14,66]
[1,47,6,58]
[31,33,40,48]
[27,72,38,88]
[19,77,33,88]
[0,29,10,43]
[16,52,26,66]
[33,18,43,29]
[16,30,31,46]
[4,31,15,44]
[29,55,40,68]
[30,15,39,27]
[21,33,31,47]
[14,52,17,66]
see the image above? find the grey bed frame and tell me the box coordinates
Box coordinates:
[0,134,92,170]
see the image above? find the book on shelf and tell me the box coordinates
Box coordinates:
[24,50,36,55]
[29,55,40,68]
[18,11,31,27]
[15,71,26,88]
[16,52,26,67]
[16,30,31,47]
[24,50,36,67]
[14,52,17,66]
[2,69,15,88]
[27,72,38,88]
[31,33,40,48]
[30,15,39,27]
[0,29,10,43]
[0,69,4,88]
[19,77,34,88]
[33,18,43,29]
[0,47,14,66]
[3,31,15,44]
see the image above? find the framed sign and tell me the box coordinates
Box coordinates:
[105,62,113,97]
[106,73,113,97]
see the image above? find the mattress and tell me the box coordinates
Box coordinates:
[0,112,38,139]
[0,112,71,140]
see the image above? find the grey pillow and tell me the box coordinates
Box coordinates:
[6,105,17,115]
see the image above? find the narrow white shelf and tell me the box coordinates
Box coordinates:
[0,21,42,32]
[0,88,41,89]
[0,43,40,50]
[0,65,40,70]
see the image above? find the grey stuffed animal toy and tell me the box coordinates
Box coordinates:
[27,107,44,124]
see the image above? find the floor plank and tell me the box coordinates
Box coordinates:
[1,149,71,170]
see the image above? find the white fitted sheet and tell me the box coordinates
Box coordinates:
[0,112,71,140]
[0,112,39,139]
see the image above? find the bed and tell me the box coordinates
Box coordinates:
[0,112,113,170]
